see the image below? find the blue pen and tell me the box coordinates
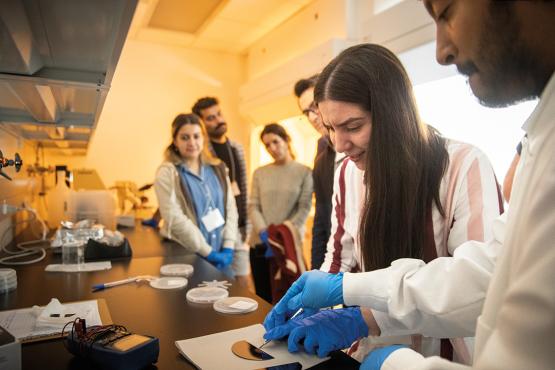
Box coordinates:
[92,277,138,292]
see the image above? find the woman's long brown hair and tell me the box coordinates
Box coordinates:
[314,44,449,271]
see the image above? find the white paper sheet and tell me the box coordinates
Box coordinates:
[175,324,328,370]
[0,299,103,341]
[45,261,111,272]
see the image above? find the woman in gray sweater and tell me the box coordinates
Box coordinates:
[249,123,313,302]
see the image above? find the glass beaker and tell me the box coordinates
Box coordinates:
[62,241,85,265]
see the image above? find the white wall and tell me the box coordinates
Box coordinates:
[360,0,434,53]
[246,0,348,81]
[240,0,354,125]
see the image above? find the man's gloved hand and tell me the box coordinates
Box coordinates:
[264,307,369,358]
[263,270,344,330]
[259,229,274,258]
[360,345,407,370]
[259,229,269,245]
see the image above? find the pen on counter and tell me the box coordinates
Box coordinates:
[259,308,304,350]
[92,277,138,292]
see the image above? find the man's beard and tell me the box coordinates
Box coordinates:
[208,122,227,139]
[468,2,548,107]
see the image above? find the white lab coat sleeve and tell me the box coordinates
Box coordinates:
[232,247,250,276]
[320,164,358,273]
[222,174,239,250]
[220,171,250,277]
[381,349,468,370]
[372,147,503,338]
[343,215,505,338]
[379,223,555,370]
[154,164,212,257]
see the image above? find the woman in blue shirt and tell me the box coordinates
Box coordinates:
[155,113,239,275]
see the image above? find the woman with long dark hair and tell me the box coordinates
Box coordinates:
[263,44,503,363]
[154,113,239,275]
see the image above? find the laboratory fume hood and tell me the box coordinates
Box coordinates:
[0,0,137,154]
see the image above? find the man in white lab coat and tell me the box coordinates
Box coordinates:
[263,1,555,369]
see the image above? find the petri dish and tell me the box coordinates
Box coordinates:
[186,286,229,304]
[213,297,258,314]
[160,264,194,277]
[149,277,188,290]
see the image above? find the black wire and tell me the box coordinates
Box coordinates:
[63,319,129,357]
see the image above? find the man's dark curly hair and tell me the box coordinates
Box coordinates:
[293,74,319,98]
[192,97,219,117]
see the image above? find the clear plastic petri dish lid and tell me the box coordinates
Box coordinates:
[0,269,17,291]
[0,269,16,279]
[149,277,188,290]
[186,286,229,304]
[160,264,194,277]
[213,296,258,314]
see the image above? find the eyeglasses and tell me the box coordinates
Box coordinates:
[302,101,318,117]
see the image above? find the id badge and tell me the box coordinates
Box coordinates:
[231,181,241,196]
[201,208,225,232]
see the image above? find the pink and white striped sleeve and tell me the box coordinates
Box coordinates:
[320,160,358,273]
[447,145,504,255]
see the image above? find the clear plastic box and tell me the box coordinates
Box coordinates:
[66,190,117,230]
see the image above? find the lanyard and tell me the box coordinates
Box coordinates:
[199,181,216,215]
[182,165,216,216]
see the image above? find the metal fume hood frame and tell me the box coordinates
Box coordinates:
[0,0,138,153]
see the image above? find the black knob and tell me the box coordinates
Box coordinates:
[14,153,22,172]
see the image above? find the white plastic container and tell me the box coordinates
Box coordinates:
[66,190,117,230]
[46,171,70,228]
[0,269,17,293]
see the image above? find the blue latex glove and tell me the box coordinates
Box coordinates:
[260,230,274,258]
[360,345,407,370]
[141,217,159,228]
[264,270,344,330]
[259,229,269,245]
[264,307,369,358]
[205,249,233,269]
[221,247,234,267]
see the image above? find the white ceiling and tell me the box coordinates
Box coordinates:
[128,0,314,53]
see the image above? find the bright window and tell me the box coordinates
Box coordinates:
[249,116,320,175]
[413,74,537,181]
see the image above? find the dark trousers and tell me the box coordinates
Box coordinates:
[249,244,272,303]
